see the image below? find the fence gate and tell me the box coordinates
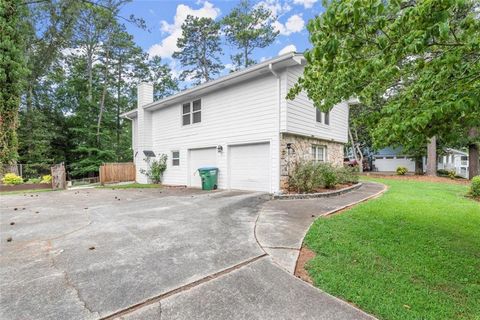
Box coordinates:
[51,163,67,190]
[99,162,136,185]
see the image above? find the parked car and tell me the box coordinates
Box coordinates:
[344,158,358,167]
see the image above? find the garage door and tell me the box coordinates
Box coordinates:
[229,143,270,192]
[189,148,217,188]
[374,157,416,172]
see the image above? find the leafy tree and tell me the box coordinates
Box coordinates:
[0,0,28,165]
[222,0,278,70]
[145,56,179,100]
[173,15,223,84]
[288,0,480,178]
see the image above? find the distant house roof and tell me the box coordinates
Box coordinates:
[444,148,468,156]
[373,147,407,156]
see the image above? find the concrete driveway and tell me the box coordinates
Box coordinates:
[0,183,384,320]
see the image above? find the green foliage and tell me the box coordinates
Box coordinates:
[0,1,28,164]
[289,161,319,193]
[289,161,357,193]
[222,0,278,70]
[288,0,480,157]
[470,176,480,197]
[337,166,359,184]
[317,163,338,189]
[140,154,167,184]
[396,166,407,175]
[26,178,41,184]
[173,15,223,84]
[2,173,23,185]
[41,175,52,184]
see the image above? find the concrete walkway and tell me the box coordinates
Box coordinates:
[118,182,386,320]
[256,182,386,273]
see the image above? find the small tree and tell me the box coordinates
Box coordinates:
[222,0,278,70]
[140,154,167,184]
[173,15,223,84]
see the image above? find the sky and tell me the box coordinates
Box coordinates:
[119,0,325,77]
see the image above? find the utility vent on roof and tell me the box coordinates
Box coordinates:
[143,150,156,157]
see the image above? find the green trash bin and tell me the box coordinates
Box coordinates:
[198,167,218,190]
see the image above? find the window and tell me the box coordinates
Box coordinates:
[312,145,326,162]
[172,151,180,166]
[315,108,330,125]
[182,99,201,126]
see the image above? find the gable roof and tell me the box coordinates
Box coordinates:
[121,52,305,119]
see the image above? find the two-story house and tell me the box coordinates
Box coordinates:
[121,53,349,193]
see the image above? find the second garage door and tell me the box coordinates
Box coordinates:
[229,142,270,192]
[189,148,217,188]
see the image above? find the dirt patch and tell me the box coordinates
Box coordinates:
[362,173,469,185]
[294,246,316,285]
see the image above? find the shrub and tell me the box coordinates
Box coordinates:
[396,166,408,175]
[2,173,23,185]
[289,161,318,193]
[437,169,449,176]
[471,176,480,197]
[26,178,42,184]
[316,163,337,189]
[140,154,167,184]
[447,170,456,179]
[336,166,359,184]
[41,175,52,184]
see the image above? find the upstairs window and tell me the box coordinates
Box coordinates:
[182,99,201,126]
[312,145,327,162]
[315,108,330,125]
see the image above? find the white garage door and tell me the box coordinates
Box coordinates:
[374,157,416,172]
[229,143,270,192]
[189,148,217,188]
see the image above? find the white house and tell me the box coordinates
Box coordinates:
[122,53,349,193]
[438,148,469,178]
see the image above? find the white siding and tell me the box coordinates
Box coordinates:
[285,65,349,143]
[143,74,280,192]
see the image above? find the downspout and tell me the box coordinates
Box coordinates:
[269,63,281,194]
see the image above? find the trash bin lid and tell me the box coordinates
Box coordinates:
[198,166,218,171]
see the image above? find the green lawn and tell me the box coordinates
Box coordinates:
[97,183,162,189]
[0,188,53,195]
[304,178,480,320]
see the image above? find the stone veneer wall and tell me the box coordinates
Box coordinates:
[280,133,345,190]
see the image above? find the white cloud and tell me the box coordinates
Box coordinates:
[293,0,318,9]
[148,1,220,59]
[278,44,297,55]
[256,0,291,17]
[273,14,305,36]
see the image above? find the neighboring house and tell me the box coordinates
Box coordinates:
[438,148,469,178]
[372,147,420,172]
[372,146,469,178]
[121,53,349,193]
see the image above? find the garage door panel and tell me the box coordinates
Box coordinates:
[374,157,416,172]
[189,148,217,188]
[229,143,270,192]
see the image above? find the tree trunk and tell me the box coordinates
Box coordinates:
[415,157,423,175]
[348,127,363,173]
[96,47,110,146]
[468,127,479,179]
[426,136,437,176]
[116,57,122,157]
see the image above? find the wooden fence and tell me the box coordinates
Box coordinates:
[99,162,136,185]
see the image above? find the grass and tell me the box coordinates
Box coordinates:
[304,178,480,320]
[97,183,162,189]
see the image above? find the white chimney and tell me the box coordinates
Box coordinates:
[137,82,154,108]
[136,83,154,183]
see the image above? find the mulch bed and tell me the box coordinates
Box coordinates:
[362,173,470,185]
[285,183,355,194]
[0,183,51,192]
